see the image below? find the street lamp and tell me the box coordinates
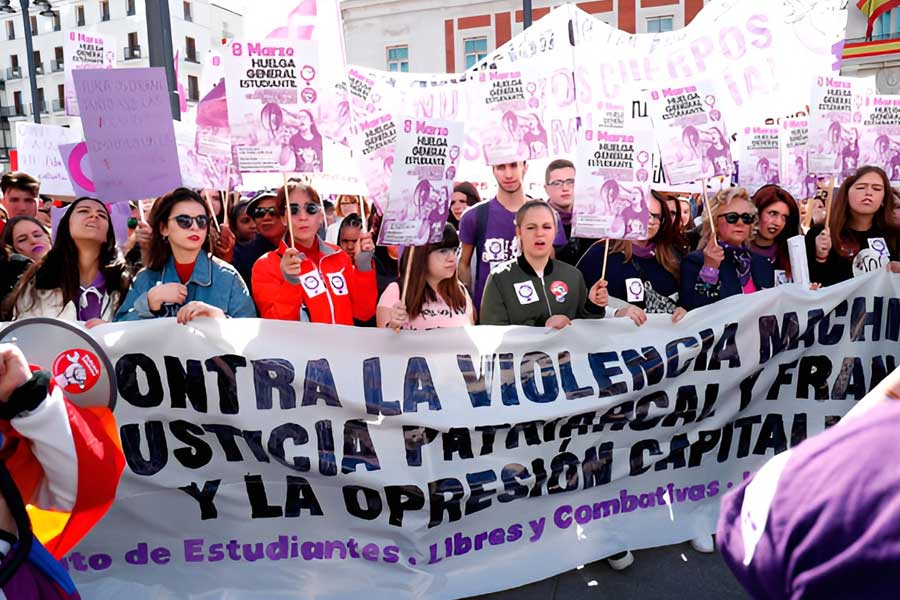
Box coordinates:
[0,0,54,124]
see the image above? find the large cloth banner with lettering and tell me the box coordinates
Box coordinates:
[68,272,899,599]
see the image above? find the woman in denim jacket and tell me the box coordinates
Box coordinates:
[115,188,256,322]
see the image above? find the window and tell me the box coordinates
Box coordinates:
[36,88,46,113]
[185,36,197,62]
[647,16,674,33]
[464,37,488,69]
[29,16,37,35]
[10,54,18,69]
[222,21,232,39]
[76,5,85,27]
[5,21,13,40]
[125,32,140,59]
[126,0,136,16]
[871,10,900,38]
[57,83,64,103]
[188,75,199,102]
[184,1,192,21]
[51,11,61,31]
[387,46,408,72]
[101,1,110,21]
[53,46,63,71]
[33,50,42,74]
[13,91,22,115]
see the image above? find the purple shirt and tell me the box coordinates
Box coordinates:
[76,272,107,322]
[717,399,900,600]
[459,198,566,308]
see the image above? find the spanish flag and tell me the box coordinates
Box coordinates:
[858,0,900,38]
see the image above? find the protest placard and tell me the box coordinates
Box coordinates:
[378,117,463,246]
[467,70,547,165]
[646,81,734,186]
[808,75,868,178]
[224,39,321,173]
[64,30,115,116]
[58,141,94,198]
[14,122,81,196]
[859,94,900,183]
[573,127,653,240]
[738,126,780,194]
[63,272,900,600]
[779,119,810,200]
[73,68,182,204]
[174,120,231,190]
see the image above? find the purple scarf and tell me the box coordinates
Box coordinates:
[76,272,106,322]
[721,242,752,286]
[632,242,656,259]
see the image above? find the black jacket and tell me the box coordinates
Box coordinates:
[680,248,774,310]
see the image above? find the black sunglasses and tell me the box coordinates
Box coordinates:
[290,203,321,216]
[252,206,283,218]
[718,212,755,225]
[170,214,210,230]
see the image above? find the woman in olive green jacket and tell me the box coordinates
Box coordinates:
[480,200,608,328]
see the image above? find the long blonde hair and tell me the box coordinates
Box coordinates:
[698,187,756,248]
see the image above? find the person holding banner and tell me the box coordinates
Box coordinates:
[4,198,130,325]
[480,201,608,328]
[806,166,900,286]
[377,224,474,330]
[252,182,378,325]
[115,188,256,322]
[749,185,802,277]
[1,217,51,264]
[577,193,687,324]
[680,188,774,310]
[232,191,286,292]
[459,162,566,309]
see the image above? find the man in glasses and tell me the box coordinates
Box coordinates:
[231,191,287,293]
[543,158,595,265]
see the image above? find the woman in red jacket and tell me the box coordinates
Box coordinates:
[251,182,378,324]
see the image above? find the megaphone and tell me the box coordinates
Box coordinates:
[0,317,116,410]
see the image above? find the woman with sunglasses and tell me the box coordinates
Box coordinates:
[680,187,774,310]
[806,166,900,287]
[115,188,256,322]
[480,201,608,327]
[578,191,687,325]
[252,182,378,324]
[4,197,130,325]
[377,225,474,330]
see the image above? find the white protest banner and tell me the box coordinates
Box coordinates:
[808,75,872,178]
[779,118,811,200]
[738,125,781,194]
[859,94,900,183]
[174,120,230,190]
[573,127,653,240]
[64,271,900,599]
[647,81,735,186]
[467,70,547,165]
[64,30,115,116]
[379,117,463,246]
[73,68,182,204]
[14,122,81,196]
[224,39,321,173]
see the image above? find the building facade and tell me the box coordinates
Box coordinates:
[841,3,900,93]
[341,0,707,74]
[0,0,240,172]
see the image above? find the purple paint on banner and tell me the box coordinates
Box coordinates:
[73,68,182,204]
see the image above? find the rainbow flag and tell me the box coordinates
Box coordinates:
[858,0,900,37]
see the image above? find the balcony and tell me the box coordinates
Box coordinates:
[51,99,64,112]
[5,67,21,80]
[127,5,136,16]
[185,51,200,64]
[0,106,26,118]
[124,45,141,60]
[33,62,45,75]
[51,59,63,72]
[29,101,49,115]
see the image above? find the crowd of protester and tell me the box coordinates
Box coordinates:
[0,162,898,575]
